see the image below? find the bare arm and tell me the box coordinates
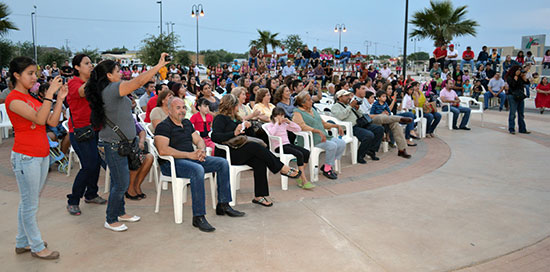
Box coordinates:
[119,53,169,97]
[9,76,64,126]
[155,135,196,159]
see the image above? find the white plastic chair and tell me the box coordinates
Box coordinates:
[459,96,484,127]
[138,113,147,123]
[437,97,454,130]
[0,103,13,143]
[320,115,358,165]
[313,103,333,115]
[294,130,341,182]
[319,96,335,105]
[212,143,252,206]
[261,123,297,190]
[150,138,215,224]
[61,120,80,176]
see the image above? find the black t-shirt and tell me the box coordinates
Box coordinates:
[486,69,496,79]
[302,50,312,59]
[155,117,196,153]
[61,66,73,76]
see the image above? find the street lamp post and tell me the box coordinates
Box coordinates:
[157,1,163,35]
[191,4,204,65]
[334,24,346,52]
[31,10,37,62]
[402,0,409,79]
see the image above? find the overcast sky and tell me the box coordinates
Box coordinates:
[5,0,550,56]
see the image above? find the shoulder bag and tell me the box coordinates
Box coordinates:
[104,117,143,171]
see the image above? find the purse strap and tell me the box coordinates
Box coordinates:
[104,117,130,142]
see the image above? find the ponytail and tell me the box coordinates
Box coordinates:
[85,60,117,129]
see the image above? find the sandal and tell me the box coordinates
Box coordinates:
[296,179,304,188]
[301,181,315,190]
[252,197,273,207]
[281,167,301,179]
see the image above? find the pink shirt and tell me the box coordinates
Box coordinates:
[265,121,301,147]
[439,88,458,103]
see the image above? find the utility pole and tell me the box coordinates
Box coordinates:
[402,0,409,78]
[31,5,37,62]
[157,1,163,35]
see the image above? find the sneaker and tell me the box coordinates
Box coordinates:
[67,205,81,216]
[85,196,107,205]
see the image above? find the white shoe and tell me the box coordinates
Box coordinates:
[104,221,128,232]
[118,215,141,222]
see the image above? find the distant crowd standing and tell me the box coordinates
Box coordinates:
[2,41,546,260]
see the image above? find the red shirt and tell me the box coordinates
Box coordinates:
[189,112,213,134]
[433,47,447,59]
[462,50,474,60]
[144,95,158,123]
[66,77,92,132]
[5,90,49,157]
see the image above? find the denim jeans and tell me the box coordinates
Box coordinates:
[341,57,350,70]
[397,112,416,139]
[460,59,475,71]
[476,60,487,69]
[442,105,471,128]
[67,133,102,205]
[11,152,49,253]
[483,92,507,110]
[424,112,442,134]
[300,58,309,68]
[353,123,384,158]
[507,94,527,133]
[315,137,346,166]
[160,156,232,216]
[99,141,129,224]
[524,84,531,98]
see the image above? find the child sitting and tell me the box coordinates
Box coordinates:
[463,79,472,97]
[189,98,215,150]
[265,107,313,189]
[471,80,484,101]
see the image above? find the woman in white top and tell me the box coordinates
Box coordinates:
[252,88,275,123]
[398,84,419,145]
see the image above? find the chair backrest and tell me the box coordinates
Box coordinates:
[261,123,279,153]
[319,96,334,105]
[458,96,472,107]
[61,120,69,132]
[0,104,12,126]
[313,103,332,115]
[147,137,159,158]
[138,113,147,123]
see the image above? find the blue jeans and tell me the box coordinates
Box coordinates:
[507,94,527,133]
[483,92,507,110]
[67,133,102,205]
[315,137,346,166]
[99,141,129,224]
[353,123,384,158]
[300,58,309,68]
[524,84,531,98]
[397,112,416,139]
[11,152,49,253]
[476,60,487,69]
[442,105,471,128]
[460,59,475,71]
[341,57,350,70]
[424,112,442,134]
[160,156,232,216]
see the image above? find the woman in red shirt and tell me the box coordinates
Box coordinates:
[535,77,550,114]
[7,56,67,260]
[65,54,107,216]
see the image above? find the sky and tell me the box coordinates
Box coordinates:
[4,0,550,57]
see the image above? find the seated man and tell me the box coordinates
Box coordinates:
[331,89,384,164]
[484,72,507,111]
[440,80,471,130]
[154,97,244,233]
[354,83,413,158]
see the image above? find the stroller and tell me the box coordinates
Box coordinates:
[48,137,69,174]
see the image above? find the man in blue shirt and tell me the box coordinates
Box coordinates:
[340,47,352,71]
[231,60,240,78]
[311,46,321,68]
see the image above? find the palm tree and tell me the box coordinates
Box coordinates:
[0,3,18,37]
[249,30,281,53]
[409,0,478,47]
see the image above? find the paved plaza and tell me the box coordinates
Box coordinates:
[0,103,548,271]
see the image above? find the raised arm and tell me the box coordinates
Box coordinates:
[9,76,64,126]
[119,53,169,97]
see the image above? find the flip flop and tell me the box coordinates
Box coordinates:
[296,179,304,188]
[301,181,315,190]
[281,167,301,179]
[252,197,273,207]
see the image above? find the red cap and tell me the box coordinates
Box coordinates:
[449,44,454,47]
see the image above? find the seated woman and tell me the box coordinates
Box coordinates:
[211,94,301,207]
[171,82,195,119]
[150,90,174,130]
[231,86,264,122]
[292,91,345,180]
[410,81,441,137]
[400,85,420,146]
[189,98,215,150]
[265,107,313,189]
[252,88,275,123]
[273,85,295,119]
[126,120,154,200]
[198,82,220,113]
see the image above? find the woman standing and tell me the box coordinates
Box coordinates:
[86,53,169,232]
[7,57,67,259]
[505,65,530,134]
[66,54,107,216]
[535,77,550,114]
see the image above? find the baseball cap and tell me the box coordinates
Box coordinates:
[335,90,352,99]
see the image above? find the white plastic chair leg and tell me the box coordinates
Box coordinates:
[209,174,217,209]
[172,180,184,224]
[229,170,237,206]
[155,180,163,213]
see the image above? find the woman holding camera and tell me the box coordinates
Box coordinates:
[86,53,169,232]
[505,65,530,134]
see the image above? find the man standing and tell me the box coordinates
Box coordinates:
[331,90,384,164]
[484,72,507,111]
[155,97,245,232]
[380,64,392,79]
[461,46,475,72]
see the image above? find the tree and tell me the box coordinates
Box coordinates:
[282,34,305,55]
[175,50,192,66]
[408,52,430,61]
[0,3,18,37]
[0,39,15,68]
[322,48,337,55]
[38,50,68,67]
[14,41,35,59]
[378,55,392,60]
[249,30,281,53]
[76,48,101,63]
[139,33,178,65]
[204,52,219,67]
[108,46,128,53]
[410,0,478,47]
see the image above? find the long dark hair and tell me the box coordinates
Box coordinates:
[72,54,89,77]
[85,60,118,129]
[504,65,521,81]
[9,56,36,86]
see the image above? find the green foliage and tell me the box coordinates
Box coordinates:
[107,46,129,53]
[14,41,35,59]
[378,55,392,60]
[175,50,192,66]
[322,48,336,55]
[38,49,69,67]
[0,3,18,37]
[0,38,15,67]
[282,34,305,55]
[76,48,101,63]
[200,49,245,66]
[204,53,219,67]
[138,33,178,65]
[249,30,281,53]
[410,0,479,47]
[408,52,430,61]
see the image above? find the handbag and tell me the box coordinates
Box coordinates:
[349,103,371,129]
[223,135,267,149]
[512,90,526,101]
[69,109,95,142]
[104,117,143,171]
[423,102,437,114]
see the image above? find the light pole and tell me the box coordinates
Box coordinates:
[334,24,346,52]
[31,8,37,62]
[402,0,409,78]
[364,40,372,55]
[156,1,163,35]
[191,4,204,65]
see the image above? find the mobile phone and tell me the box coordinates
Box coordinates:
[62,77,67,84]
[165,55,172,62]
